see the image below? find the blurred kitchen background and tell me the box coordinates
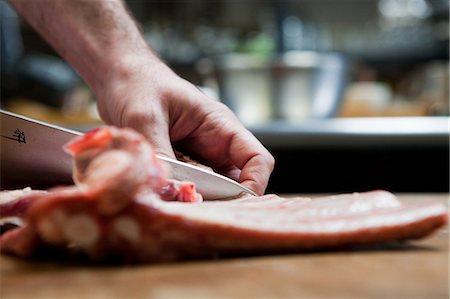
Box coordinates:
[1,0,449,193]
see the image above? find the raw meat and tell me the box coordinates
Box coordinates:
[1,189,447,262]
[159,179,203,203]
[0,187,47,218]
[0,127,201,219]
[0,126,447,263]
[64,127,202,212]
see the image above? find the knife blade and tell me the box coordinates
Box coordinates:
[0,109,256,199]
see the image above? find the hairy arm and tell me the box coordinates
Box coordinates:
[9,0,156,95]
[9,0,274,195]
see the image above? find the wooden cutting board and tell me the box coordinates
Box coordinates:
[1,194,448,299]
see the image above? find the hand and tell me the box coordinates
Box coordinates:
[8,0,274,195]
[96,56,274,195]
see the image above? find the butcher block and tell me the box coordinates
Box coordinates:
[0,193,447,299]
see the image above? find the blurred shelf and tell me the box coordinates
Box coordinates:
[250,117,449,149]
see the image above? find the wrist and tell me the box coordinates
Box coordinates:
[91,49,167,96]
[93,49,179,124]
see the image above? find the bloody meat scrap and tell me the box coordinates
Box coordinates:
[0,127,447,263]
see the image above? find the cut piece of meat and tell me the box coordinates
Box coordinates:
[0,188,47,218]
[159,179,203,203]
[0,188,447,263]
[0,126,447,263]
[65,127,166,191]
[64,127,169,214]
[64,126,203,209]
[0,126,201,226]
[0,225,40,258]
[137,191,447,257]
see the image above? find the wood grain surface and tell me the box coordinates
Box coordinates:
[1,194,448,299]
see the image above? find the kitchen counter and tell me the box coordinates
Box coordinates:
[1,194,448,299]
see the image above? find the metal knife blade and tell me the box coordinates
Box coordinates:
[0,109,255,199]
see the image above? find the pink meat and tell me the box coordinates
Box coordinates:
[159,180,203,203]
[64,127,168,214]
[64,126,202,209]
[0,189,447,262]
[0,126,447,263]
[0,188,47,218]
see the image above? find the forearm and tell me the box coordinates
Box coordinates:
[9,0,161,92]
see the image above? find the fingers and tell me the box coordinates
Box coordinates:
[181,99,274,195]
[230,130,275,196]
[240,155,274,196]
[103,77,274,196]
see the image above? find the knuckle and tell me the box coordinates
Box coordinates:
[267,154,275,170]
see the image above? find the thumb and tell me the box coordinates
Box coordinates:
[135,125,176,180]
[143,129,176,160]
[125,118,176,160]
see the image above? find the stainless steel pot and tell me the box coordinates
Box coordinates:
[208,51,348,125]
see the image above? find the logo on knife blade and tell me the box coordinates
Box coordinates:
[1,129,26,144]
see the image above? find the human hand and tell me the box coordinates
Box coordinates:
[96,56,274,195]
[8,0,273,194]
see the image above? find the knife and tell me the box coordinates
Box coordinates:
[0,109,256,199]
